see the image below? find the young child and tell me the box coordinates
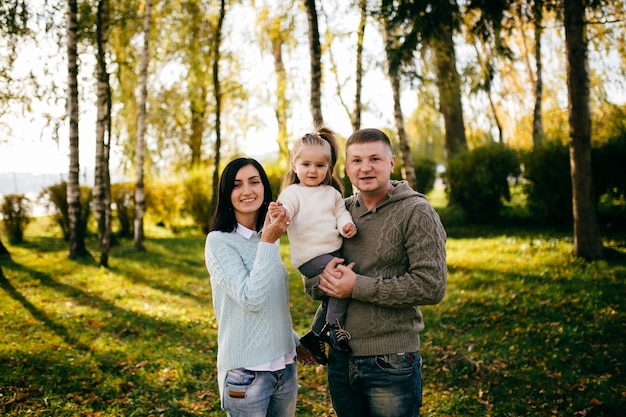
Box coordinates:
[269,127,356,365]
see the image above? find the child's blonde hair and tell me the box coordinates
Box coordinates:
[281,127,343,194]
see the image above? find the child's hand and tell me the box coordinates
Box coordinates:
[268,201,283,223]
[342,222,357,238]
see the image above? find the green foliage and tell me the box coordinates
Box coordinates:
[111,182,135,239]
[261,160,287,200]
[593,132,626,229]
[182,166,213,235]
[1,216,624,416]
[445,143,521,222]
[522,134,626,229]
[146,179,185,233]
[413,157,437,195]
[39,182,92,241]
[521,142,572,226]
[593,131,626,199]
[1,194,31,244]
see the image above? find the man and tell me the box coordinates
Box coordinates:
[305,128,447,417]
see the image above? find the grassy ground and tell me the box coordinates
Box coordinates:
[1,198,624,416]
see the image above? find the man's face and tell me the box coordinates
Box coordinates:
[345,141,395,196]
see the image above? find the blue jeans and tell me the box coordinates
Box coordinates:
[328,349,422,417]
[222,363,298,417]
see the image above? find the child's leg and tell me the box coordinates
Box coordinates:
[310,298,328,335]
[325,297,350,326]
[298,251,341,334]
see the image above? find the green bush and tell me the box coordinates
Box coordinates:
[445,143,520,222]
[593,133,626,227]
[182,167,213,235]
[521,143,572,226]
[1,194,31,244]
[146,180,185,233]
[39,182,92,241]
[413,157,437,195]
[111,182,135,238]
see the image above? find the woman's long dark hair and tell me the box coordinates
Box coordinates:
[209,158,272,233]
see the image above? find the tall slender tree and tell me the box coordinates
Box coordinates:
[352,0,367,131]
[380,13,417,188]
[134,0,152,251]
[209,0,226,216]
[67,0,88,259]
[257,1,294,166]
[94,0,113,266]
[304,0,323,126]
[531,0,545,147]
[564,0,603,259]
[0,0,32,271]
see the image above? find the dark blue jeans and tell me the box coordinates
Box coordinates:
[328,349,422,417]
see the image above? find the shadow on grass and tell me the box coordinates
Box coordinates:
[0,258,221,415]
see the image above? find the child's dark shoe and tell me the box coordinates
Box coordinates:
[300,331,328,365]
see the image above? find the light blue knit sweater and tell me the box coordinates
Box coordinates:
[204,228,298,398]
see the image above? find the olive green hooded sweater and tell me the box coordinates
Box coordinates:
[305,180,447,356]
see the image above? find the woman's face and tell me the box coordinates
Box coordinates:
[231,164,265,222]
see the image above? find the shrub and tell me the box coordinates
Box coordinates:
[39,182,92,240]
[1,194,31,244]
[521,143,572,226]
[111,182,135,238]
[182,167,213,235]
[445,143,521,222]
[146,180,185,233]
[413,157,437,195]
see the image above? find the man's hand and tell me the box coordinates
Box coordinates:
[318,257,356,299]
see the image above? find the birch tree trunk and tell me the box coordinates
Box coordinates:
[532,0,544,148]
[134,0,152,251]
[564,0,603,260]
[352,0,366,132]
[67,0,88,259]
[381,16,417,189]
[210,0,226,216]
[304,0,323,126]
[95,0,113,266]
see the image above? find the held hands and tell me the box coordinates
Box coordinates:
[296,343,318,365]
[261,202,290,243]
[342,222,357,238]
[318,257,356,299]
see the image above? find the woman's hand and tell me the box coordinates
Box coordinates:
[260,202,290,243]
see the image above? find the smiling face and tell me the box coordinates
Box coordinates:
[230,164,265,228]
[345,140,395,206]
[292,144,331,187]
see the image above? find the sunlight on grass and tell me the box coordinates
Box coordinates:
[1,216,625,416]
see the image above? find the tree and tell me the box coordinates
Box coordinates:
[134,0,152,251]
[304,0,323,125]
[257,1,295,166]
[209,0,226,217]
[380,12,417,188]
[429,2,468,156]
[564,0,603,259]
[531,0,545,147]
[0,0,30,270]
[94,0,113,266]
[67,0,88,259]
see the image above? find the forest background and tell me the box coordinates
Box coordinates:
[0,0,625,260]
[1,0,626,415]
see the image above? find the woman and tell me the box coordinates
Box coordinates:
[205,157,313,417]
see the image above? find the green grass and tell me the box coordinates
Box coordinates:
[1,206,625,416]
